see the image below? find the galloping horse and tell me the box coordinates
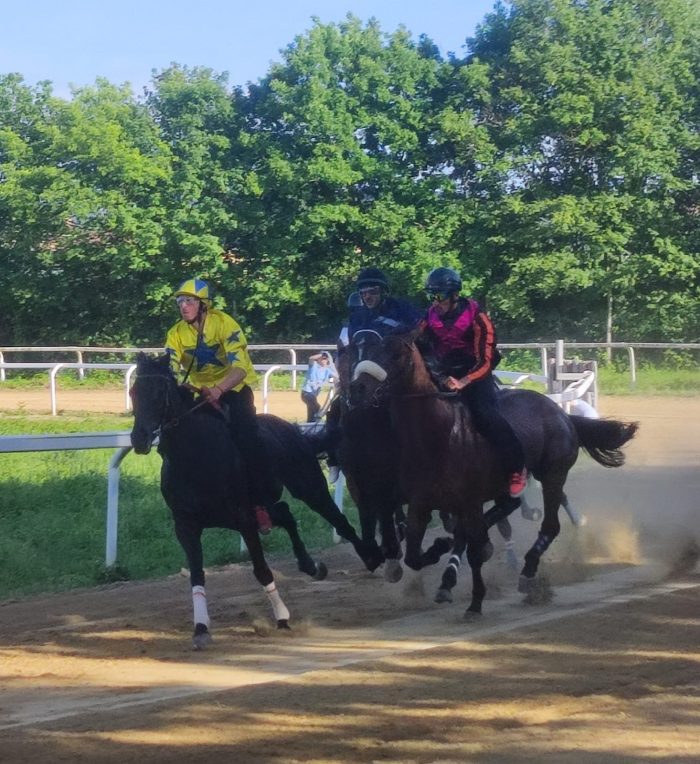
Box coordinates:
[334,330,409,582]
[350,332,638,616]
[130,353,383,647]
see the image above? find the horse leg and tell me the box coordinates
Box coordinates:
[484,495,520,528]
[289,480,384,572]
[239,520,291,629]
[519,474,564,594]
[403,501,432,571]
[464,514,491,616]
[435,529,467,604]
[394,506,407,542]
[267,501,327,580]
[496,517,519,571]
[562,492,586,527]
[174,518,212,650]
[378,504,404,583]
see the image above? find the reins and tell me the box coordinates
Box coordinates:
[134,373,215,438]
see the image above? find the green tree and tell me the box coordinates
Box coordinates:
[0,77,171,344]
[231,16,451,339]
[453,0,699,341]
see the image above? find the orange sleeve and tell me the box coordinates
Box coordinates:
[465,312,496,384]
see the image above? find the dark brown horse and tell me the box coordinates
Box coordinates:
[350,332,638,616]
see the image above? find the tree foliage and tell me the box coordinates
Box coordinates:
[0,2,697,346]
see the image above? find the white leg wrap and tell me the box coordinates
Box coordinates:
[264,582,290,622]
[192,585,210,627]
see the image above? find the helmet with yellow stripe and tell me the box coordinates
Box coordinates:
[174,278,212,305]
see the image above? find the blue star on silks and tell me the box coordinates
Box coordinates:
[227,330,241,344]
[188,339,225,371]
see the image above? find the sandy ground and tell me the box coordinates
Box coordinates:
[0,394,698,762]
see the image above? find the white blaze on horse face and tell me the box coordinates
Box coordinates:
[352,360,387,382]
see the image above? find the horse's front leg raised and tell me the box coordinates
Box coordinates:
[519,475,564,595]
[174,517,212,650]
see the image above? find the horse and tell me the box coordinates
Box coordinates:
[129,353,384,648]
[349,332,638,616]
[334,329,521,584]
[332,331,407,581]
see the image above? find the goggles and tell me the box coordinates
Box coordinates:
[359,286,381,298]
[176,295,200,306]
[426,290,451,303]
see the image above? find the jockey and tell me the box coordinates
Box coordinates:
[165,277,273,533]
[417,267,527,498]
[349,267,420,339]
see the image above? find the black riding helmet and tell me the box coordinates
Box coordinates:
[356,267,389,291]
[425,267,462,297]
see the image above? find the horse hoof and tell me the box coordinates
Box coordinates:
[384,559,403,583]
[363,543,385,573]
[464,606,483,619]
[277,619,291,630]
[192,623,212,651]
[314,562,328,581]
[434,587,453,604]
[518,575,535,594]
[482,541,494,563]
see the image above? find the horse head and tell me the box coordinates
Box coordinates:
[129,352,181,454]
[349,331,430,408]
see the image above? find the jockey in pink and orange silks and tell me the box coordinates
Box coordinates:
[417,267,527,498]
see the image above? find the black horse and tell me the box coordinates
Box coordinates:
[129,353,383,648]
[350,332,638,616]
[334,331,406,582]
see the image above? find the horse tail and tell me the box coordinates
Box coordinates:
[570,415,639,468]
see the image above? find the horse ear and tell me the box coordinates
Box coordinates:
[135,351,148,364]
[158,353,171,368]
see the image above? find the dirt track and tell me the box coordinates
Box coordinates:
[0,395,698,762]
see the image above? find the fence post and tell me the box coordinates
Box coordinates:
[49,363,66,416]
[628,346,637,388]
[77,350,85,380]
[106,446,131,567]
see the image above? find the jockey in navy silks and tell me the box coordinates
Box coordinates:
[326,267,420,483]
[417,267,528,498]
[349,267,421,340]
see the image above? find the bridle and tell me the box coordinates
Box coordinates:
[132,372,213,439]
[350,335,459,407]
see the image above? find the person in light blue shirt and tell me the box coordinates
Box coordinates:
[301,351,336,422]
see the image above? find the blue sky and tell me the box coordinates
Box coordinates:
[2,0,498,98]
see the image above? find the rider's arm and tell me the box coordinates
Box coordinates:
[464,311,497,385]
